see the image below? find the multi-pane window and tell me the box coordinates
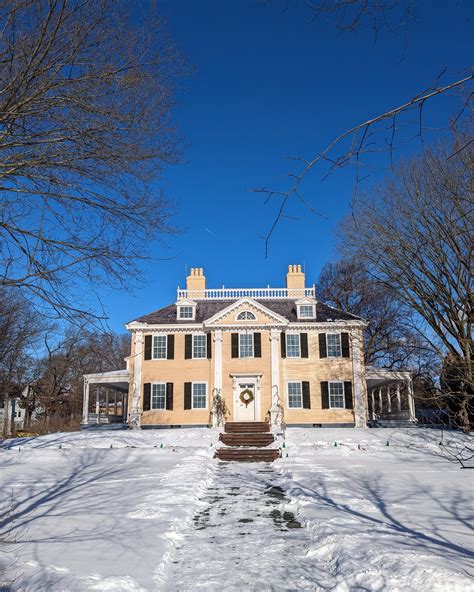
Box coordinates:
[327,333,342,357]
[286,334,301,358]
[237,311,256,320]
[153,335,167,359]
[192,383,207,409]
[288,382,303,408]
[329,382,345,408]
[193,334,207,358]
[151,383,166,409]
[239,333,254,358]
[299,305,315,318]
[179,306,194,319]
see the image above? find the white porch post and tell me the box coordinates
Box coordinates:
[396,383,402,412]
[371,390,376,420]
[407,376,416,421]
[130,332,143,429]
[378,387,383,414]
[269,329,282,428]
[114,392,117,418]
[212,329,223,428]
[95,386,100,416]
[351,329,367,428]
[105,389,109,418]
[81,379,90,425]
[386,385,392,413]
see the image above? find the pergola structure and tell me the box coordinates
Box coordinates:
[366,367,416,425]
[82,370,130,426]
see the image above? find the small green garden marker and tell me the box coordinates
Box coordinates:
[110,444,113,449]
[282,441,286,448]
[386,440,390,446]
[334,441,338,447]
[59,444,62,449]
[160,442,164,448]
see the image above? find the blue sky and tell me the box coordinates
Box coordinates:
[104,0,472,332]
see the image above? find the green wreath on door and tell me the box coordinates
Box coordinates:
[239,388,254,407]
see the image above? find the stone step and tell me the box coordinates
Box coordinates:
[220,433,275,447]
[224,422,270,433]
[215,447,280,462]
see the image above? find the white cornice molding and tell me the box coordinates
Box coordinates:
[204,297,289,327]
[125,322,203,332]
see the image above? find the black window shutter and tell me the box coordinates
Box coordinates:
[341,333,350,358]
[167,334,175,359]
[184,334,192,359]
[184,382,192,410]
[231,333,239,358]
[143,383,151,411]
[319,333,327,358]
[302,381,311,409]
[207,333,212,359]
[321,381,329,409]
[254,333,262,357]
[300,333,309,358]
[144,335,152,360]
[280,332,286,358]
[344,381,353,409]
[166,382,174,410]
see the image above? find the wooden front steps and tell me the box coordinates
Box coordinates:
[216,421,280,463]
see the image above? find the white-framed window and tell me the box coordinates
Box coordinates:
[152,335,167,359]
[327,333,342,357]
[192,382,207,409]
[192,334,207,359]
[236,310,257,321]
[329,382,345,408]
[239,333,254,358]
[179,305,194,319]
[287,382,303,409]
[151,383,166,410]
[286,333,301,358]
[299,304,315,318]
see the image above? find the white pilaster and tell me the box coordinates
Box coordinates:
[130,332,143,429]
[351,329,367,428]
[214,330,223,392]
[269,330,283,428]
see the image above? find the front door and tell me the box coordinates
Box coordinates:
[235,382,256,421]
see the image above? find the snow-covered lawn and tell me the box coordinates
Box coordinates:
[1,427,472,591]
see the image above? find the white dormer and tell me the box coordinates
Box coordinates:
[176,298,197,321]
[295,297,317,320]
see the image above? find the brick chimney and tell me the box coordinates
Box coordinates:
[286,264,305,294]
[186,267,206,292]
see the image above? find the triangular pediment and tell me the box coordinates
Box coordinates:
[295,296,317,305]
[204,298,289,327]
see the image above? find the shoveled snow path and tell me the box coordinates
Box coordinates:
[164,461,315,591]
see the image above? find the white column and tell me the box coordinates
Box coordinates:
[351,329,367,428]
[130,332,143,429]
[396,383,401,412]
[378,387,383,414]
[105,389,109,418]
[81,379,90,425]
[371,390,376,420]
[269,330,282,428]
[407,376,416,421]
[114,392,117,418]
[95,387,100,416]
[386,385,392,413]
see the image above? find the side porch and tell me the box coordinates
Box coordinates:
[366,367,416,427]
[82,370,130,428]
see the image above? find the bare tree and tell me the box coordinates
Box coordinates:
[0,1,185,322]
[339,128,473,431]
[257,2,472,253]
[317,257,437,374]
[0,286,45,436]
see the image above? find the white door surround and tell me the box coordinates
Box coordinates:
[231,374,262,422]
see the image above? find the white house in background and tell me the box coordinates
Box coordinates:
[0,395,26,431]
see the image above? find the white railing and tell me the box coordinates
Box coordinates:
[176,286,316,301]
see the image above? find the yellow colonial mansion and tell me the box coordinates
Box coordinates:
[82,265,416,430]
